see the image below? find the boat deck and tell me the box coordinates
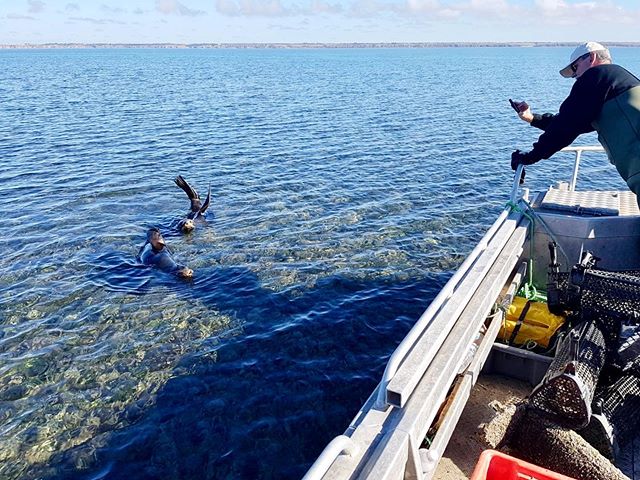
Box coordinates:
[433,374,531,480]
[431,187,640,479]
[434,371,640,479]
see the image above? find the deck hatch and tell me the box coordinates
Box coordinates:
[541,190,620,216]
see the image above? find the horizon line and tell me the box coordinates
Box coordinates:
[3,41,640,49]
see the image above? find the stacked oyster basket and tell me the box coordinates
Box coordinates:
[530,249,640,458]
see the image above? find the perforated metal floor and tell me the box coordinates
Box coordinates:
[540,190,640,217]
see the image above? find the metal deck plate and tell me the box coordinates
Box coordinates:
[539,190,640,217]
[619,191,640,216]
[541,190,621,216]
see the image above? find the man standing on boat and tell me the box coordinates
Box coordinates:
[510,41,640,201]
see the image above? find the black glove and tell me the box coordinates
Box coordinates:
[511,150,538,171]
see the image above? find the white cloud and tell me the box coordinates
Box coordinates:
[531,0,638,24]
[212,0,505,19]
[406,0,440,13]
[469,0,511,13]
[28,0,45,14]
[155,0,206,16]
[215,0,342,17]
[309,0,343,14]
[68,16,126,25]
[305,0,638,24]
[0,0,637,43]
[101,4,126,14]
[460,0,523,19]
[400,0,639,25]
[216,0,293,16]
[347,0,393,17]
[7,13,36,20]
[534,0,569,16]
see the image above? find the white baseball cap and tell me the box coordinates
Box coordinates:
[559,41,608,78]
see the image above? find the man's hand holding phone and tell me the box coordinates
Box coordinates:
[509,99,533,123]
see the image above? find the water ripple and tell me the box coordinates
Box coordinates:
[1,47,639,480]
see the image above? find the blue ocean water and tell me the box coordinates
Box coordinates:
[1,46,639,479]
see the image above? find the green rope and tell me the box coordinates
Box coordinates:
[505,200,546,302]
[521,198,572,267]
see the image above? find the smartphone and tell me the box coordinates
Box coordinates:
[509,99,521,113]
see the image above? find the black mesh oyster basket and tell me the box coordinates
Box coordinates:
[541,248,640,443]
[579,372,640,460]
[613,327,640,373]
[547,251,640,345]
[596,373,640,448]
[547,245,640,310]
[570,267,640,343]
[529,319,607,429]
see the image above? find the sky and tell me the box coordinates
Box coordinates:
[1,0,639,44]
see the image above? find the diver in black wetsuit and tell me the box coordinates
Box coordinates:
[510,42,640,204]
[137,228,193,279]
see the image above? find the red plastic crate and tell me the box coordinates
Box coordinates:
[470,450,576,480]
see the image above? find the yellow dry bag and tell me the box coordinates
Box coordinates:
[498,296,565,349]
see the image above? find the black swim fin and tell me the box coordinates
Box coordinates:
[199,183,211,215]
[175,175,199,200]
[175,175,203,213]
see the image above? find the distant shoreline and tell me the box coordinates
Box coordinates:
[2,41,640,50]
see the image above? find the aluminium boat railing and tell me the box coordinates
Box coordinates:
[304,146,606,480]
[303,436,359,480]
[563,145,605,191]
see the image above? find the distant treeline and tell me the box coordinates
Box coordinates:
[2,42,640,49]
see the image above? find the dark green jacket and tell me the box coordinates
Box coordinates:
[525,64,640,185]
[592,86,640,183]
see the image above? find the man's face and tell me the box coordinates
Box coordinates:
[571,53,593,79]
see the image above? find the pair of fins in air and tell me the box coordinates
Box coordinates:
[138,176,210,278]
[175,174,211,234]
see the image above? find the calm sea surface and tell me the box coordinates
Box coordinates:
[1,47,640,479]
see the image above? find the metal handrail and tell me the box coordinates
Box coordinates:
[302,435,358,480]
[511,164,524,203]
[373,166,525,409]
[560,145,605,191]
[373,209,512,408]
